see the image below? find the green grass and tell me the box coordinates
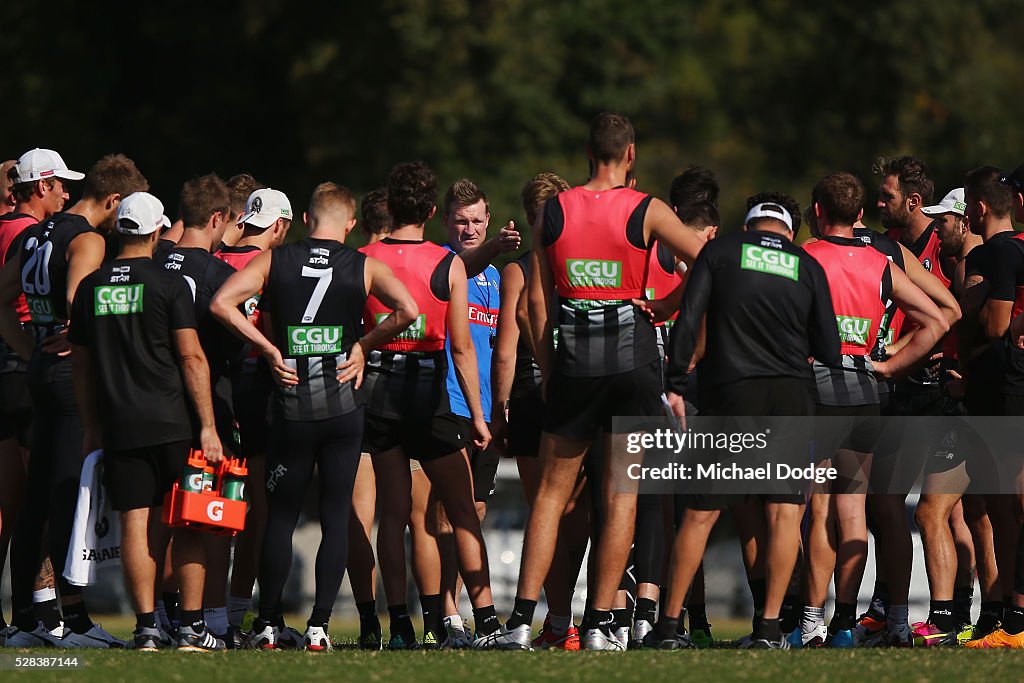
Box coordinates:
[4,617,1023,682]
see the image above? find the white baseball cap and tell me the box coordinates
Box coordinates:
[117,192,171,235]
[237,188,293,228]
[744,202,793,232]
[922,188,967,217]
[15,148,85,184]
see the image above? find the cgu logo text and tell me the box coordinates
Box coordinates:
[566,259,622,287]
[740,245,800,281]
[836,315,871,345]
[380,313,426,340]
[287,325,344,356]
[94,284,144,316]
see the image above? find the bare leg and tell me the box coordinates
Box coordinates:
[916,493,962,601]
[764,502,802,620]
[173,528,207,613]
[372,449,413,607]
[662,508,720,619]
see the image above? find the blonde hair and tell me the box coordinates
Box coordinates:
[521,172,570,225]
[308,182,357,224]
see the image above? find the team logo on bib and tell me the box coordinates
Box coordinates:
[836,315,871,345]
[287,325,344,355]
[25,295,56,323]
[740,244,799,281]
[94,285,144,316]
[566,259,622,288]
[378,313,426,341]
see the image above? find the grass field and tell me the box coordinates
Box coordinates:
[3,617,1023,682]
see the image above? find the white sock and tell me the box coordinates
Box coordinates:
[228,596,251,627]
[33,587,57,603]
[886,604,909,629]
[204,607,229,634]
[801,606,825,635]
[549,614,572,636]
[444,614,464,632]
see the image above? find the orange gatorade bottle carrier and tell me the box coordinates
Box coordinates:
[162,451,248,536]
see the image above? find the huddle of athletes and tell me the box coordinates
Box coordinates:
[0,112,1023,652]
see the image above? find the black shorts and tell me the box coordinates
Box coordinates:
[507,387,543,457]
[699,377,815,417]
[450,416,499,502]
[232,361,274,459]
[0,371,32,445]
[815,403,881,455]
[363,412,467,461]
[105,439,190,512]
[543,360,663,439]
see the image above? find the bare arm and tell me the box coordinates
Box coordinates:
[447,256,490,449]
[65,232,106,319]
[645,198,706,267]
[173,327,223,463]
[209,250,296,387]
[899,243,961,327]
[490,263,524,452]
[875,265,950,379]
[0,259,32,360]
[457,221,520,278]
[981,299,1013,341]
[71,344,101,454]
[527,216,556,384]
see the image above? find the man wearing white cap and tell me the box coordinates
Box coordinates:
[0,153,147,648]
[213,187,291,646]
[68,192,225,651]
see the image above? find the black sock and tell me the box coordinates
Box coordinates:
[634,597,657,624]
[62,602,93,634]
[1003,606,1024,635]
[869,581,890,616]
[754,617,781,642]
[356,600,378,622]
[829,602,857,634]
[581,608,614,631]
[612,608,632,629]
[162,592,180,623]
[419,594,442,637]
[34,599,62,631]
[654,616,679,641]
[473,605,500,636]
[928,600,955,632]
[180,609,204,631]
[308,607,331,629]
[507,597,537,630]
[136,612,158,631]
[676,608,689,635]
[388,604,415,638]
[13,605,35,632]
[780,594,800,634]
[748,579,766,616]
[953,586,973,627]
[977,601,1002,632]
[688,603,709,631]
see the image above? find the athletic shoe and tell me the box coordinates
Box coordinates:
[911,622,956,648]
[964,628,1024,649]
[224,625,250,650]
[629,618,654,649]
[277,626,304,650]
[2,625,47,648]
[3,622,103,648]
[472,624,532,650]
[132,627,162,652]
[303,625,333,652]
[689,625,714,648]
[359,617,383,650]
[157,627,175,649]
[613,625,630,650]
[0,625,14,647]
[73,623,127,649]
[751,635,791,650]
[641,630,695,650]
[827,629,855,648]
[735,633,754,649]
[442,620,472,650]
[885,622,912,648]
[582,627,626,651]
[249,622,280,649]
[972,620,998,640]
[785,629,802,649]
[176,625,226,652]
[956,623,974,645]
[853,613,886,647]
[532,620,580,650]
[387,632,420,650]
[801,624,827,648]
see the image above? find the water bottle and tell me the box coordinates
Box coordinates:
[222,458,248,502]
[201,466,215,492]
[181,450,207,493]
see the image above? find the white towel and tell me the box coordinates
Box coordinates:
[63,450,122,586]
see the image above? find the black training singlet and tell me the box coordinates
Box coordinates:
[261,237,368,421]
